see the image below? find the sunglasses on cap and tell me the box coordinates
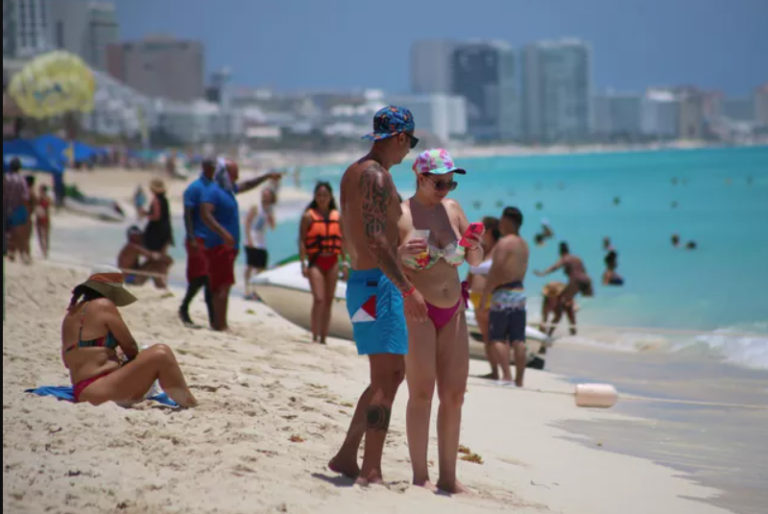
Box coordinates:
[426,175,458,192]
[405,132,419,149]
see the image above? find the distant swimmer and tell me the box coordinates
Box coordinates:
[535,201,543,210]
[472,200,482,209]
[602,250,624,286]
[685,241,697,250]
[671,201,678,209]
[671,234,680,248]
[671,177,679,185]
[533,218,554,246]
[613,196,621,206]
[602,237,615,253]
[495,200,503,208]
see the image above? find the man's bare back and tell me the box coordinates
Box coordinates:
[340,158,408,290]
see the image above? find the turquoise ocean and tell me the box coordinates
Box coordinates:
[256,146,768,369]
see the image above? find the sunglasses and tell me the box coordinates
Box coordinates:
[427,176,458,192]
[405,132,419,149]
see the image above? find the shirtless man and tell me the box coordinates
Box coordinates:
[535,242,593,323]
[117,226,173,288]
[478,207,530,386]
[328,106,427,485]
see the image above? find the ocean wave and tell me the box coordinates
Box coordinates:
[686,326,768,370]
[568,323,768,370]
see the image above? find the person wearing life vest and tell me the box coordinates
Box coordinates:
[299,181,344,344]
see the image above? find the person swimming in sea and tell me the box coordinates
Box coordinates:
[602,250,624,286]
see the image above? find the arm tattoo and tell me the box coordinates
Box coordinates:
[360,164,390,239]
[366,404,391,431]
[359,165,410,292]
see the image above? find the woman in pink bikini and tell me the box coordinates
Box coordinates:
[397,148,484,494]
[61,265,197,407]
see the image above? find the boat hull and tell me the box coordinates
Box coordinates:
[252,261,548,366]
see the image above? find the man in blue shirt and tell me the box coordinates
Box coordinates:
[201,159,281,331]
[178,158,216,327]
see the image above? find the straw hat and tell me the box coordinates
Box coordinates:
[149,178,166,194]
[79,265,137,306]
[541,281,567,298]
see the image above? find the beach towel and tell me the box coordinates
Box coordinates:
[25,386,178,407]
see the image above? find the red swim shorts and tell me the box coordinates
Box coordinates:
[185,237,208,281]
[205,244,238,291]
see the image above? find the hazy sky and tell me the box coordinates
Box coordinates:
[115,0,768,96]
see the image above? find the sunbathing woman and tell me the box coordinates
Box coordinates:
[397,149,483,493]
[61,266,197,407]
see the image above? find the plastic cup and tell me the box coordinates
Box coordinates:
[411,229,430,263]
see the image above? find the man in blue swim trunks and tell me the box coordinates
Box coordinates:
[328,106,427,485]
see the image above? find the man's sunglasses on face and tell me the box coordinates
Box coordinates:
[405,132,419,149]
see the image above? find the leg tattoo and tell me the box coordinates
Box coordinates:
[366,404,391,431]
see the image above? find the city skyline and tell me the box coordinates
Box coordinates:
[114,0,768,96]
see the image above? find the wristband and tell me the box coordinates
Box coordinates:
[401,286,415,298]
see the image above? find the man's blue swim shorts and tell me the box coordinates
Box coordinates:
[346,268,408,355]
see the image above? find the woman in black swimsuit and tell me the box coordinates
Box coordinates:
[143,179,174,254]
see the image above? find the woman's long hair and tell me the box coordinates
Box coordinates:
[482,216,501,243]
[306,181,337,213]
[68,285,105,311]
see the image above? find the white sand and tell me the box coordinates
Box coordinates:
[3,257,731,514]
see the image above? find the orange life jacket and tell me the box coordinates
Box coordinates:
[304,208,342,257]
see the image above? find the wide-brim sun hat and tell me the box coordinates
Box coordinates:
[79,265,137,307]
[149,178,166,194]
[412,148,466,175]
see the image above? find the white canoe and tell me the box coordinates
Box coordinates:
[252,261,549,367]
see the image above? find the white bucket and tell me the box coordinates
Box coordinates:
[574,383,618,408]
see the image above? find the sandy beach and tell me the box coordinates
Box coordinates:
[2,166,741,513]
[3,259,734,514]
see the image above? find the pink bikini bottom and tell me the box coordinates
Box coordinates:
[425,281,469,330]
